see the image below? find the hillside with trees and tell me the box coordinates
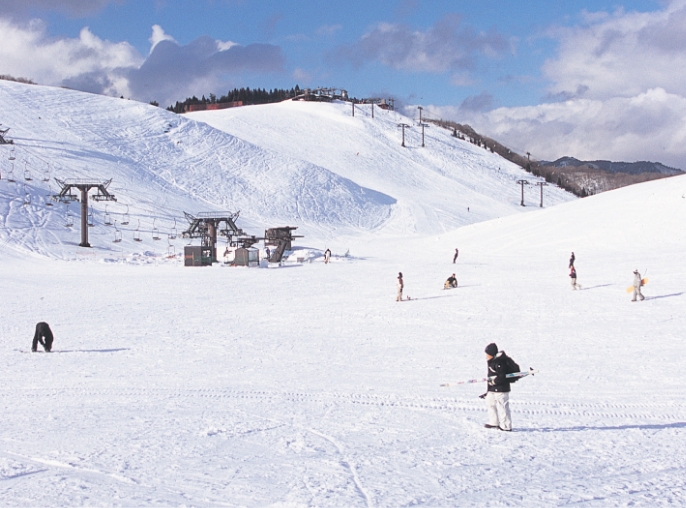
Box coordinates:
[428,118,681,198]
[167,85,302,113]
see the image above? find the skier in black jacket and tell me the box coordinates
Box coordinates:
[483,343,512,431]
[32,322,54,352]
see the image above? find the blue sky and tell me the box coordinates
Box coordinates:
[2,0,686,168]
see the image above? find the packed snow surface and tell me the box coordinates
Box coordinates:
[1,81,686,506]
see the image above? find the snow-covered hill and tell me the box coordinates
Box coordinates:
[0,80,573,260]
[2,80,686,506]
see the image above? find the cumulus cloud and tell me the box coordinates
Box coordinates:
[0,0,120,17]
[149,24,176,53]
[0,17,141,96]
[423,1,686,170]
[333,14,510,77]
[426,88,686,170]
[544,0,686,100]
[0,18,286,105]
[126,36,285,104]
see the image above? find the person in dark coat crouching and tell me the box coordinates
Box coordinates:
[483,343,512,431]
[32,322,54,352]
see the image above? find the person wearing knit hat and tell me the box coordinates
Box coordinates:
[483,342,513,431]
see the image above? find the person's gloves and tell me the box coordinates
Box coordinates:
[479,393,487,399]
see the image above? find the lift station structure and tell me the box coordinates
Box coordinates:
[181,211,260,263]
[52,178,117,247]
[182,211,303,266]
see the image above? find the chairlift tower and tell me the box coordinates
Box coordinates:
[418,123,429,147]
[52,178,117,247]
[516,179,529,207]
[536,181,548,207]
[397,123,411,147]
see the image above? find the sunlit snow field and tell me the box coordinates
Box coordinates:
[1,80,685,506]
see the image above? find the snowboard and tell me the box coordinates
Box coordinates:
[441,367,538,387]
[626,278,648,293]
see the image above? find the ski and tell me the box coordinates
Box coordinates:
[441,367,538,387]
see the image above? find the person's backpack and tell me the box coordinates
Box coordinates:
[502,353,521,383]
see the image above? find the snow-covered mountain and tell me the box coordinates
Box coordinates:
[2,80,686,505]
[0,80,573,259]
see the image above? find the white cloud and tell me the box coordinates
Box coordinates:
[427,88,686,169]
[149,24,176,53]
[0,18,285,105]
[424,1,686,170]
[0,17,141,96]
[543,0,686,100]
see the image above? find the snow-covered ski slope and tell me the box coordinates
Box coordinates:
[2,80,686,506]
[0,79,573,261]
[189,100,574,236]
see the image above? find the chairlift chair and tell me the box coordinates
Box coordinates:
[23,191,31,206]
[24,163,32,181]
[65,207,74,228]
[7,162,15,182]
[8,147,15,161]
[88,206,95,227]
[152,218,161,240]
[167,243,175,258]
[42,163,50,182]
[113,220,122,243]
[104,204,113,226]
[133,219,142,242]
[121,205,130,225]
[169,218,178,240]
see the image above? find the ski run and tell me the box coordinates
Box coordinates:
[1,80,686,506]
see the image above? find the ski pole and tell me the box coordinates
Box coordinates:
[441,368,538,387]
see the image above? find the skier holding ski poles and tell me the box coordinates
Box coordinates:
[481,343,513,431]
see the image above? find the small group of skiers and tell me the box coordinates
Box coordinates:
[568,251,646,301]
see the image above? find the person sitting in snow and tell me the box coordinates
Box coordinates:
[32,322,54,352]
[632,269,645,302]
[445,273,458,289]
